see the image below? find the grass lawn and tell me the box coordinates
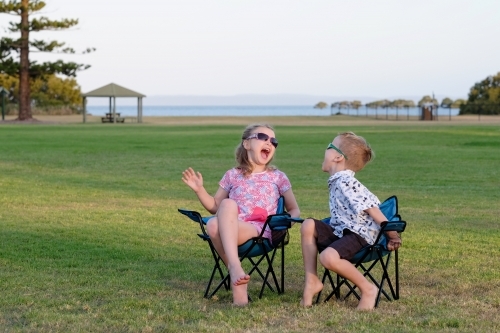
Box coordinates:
[0,119,499,332]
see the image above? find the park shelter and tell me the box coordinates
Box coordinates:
[82,83,146,123]
[421,102,437,121]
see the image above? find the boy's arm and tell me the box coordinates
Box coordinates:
[364,206,402,251]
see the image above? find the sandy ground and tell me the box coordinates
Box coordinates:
[1,114,499,126]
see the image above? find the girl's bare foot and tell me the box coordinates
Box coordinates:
[233,274,250,286]
[229,265,250,286]
[356,284,378,311]
[228,264,250,305]
[300,276,324,307]
[232,283,249,306]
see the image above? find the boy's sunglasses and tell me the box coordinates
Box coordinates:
[327,143,348,160]
[246,133,278,148]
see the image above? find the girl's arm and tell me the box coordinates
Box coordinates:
[364,206,401,251]
[182,167,228,214]
[282,188,300,218]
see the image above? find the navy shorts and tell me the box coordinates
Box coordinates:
[312,218,368,261]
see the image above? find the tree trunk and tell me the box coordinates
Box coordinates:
[18,0,32,120]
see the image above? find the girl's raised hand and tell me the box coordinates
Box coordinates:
[182,167,204,192]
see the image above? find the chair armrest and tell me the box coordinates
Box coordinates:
[267,213,303,230]
[178,208,213,225]
[374,221,406,249]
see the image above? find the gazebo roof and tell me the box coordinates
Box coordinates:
[82,83,146,98]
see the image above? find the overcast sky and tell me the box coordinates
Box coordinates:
[1,0,499,100]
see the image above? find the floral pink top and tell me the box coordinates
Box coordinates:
[219,168,292,240]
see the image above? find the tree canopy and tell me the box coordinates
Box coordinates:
[418,95,438,107]
[0,73,82,113]
[0,0,94,120]
[459,72,500,115]
[314,101,328,109]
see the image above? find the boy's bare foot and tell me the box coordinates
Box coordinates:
[356,284,378,311]
[300,276,323,307]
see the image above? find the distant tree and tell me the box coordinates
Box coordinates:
[390,99,405,108]
[451,99,466,109]
[365,100,387,119]
[365,101,378,109]
[390,99,407,119]
[339,101,350,108]
[403,100,415,108]
[350,100,362,109]
[460,72,500,115]
[0,0,94,120]
[440,97,453,108]
[418,95,438,107]
[349,100,362,116]
[314,101,328,109]
[0,73,82,113]
[330,102,339,115]
[0,72,17,99]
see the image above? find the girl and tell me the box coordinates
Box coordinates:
[182,124,300,306]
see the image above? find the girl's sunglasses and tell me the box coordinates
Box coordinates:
[246,133,278,148]
[327,143,348,160]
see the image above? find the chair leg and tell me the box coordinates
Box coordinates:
[248,255,277,293]
[395,249,400,300]
[377,250,398,301]
[204,243,229,298]
[207,273,230,299]
[316,269,338,303]
[258,248,281,298]
[205,241,286,300]
[322,251,398,307]
[280,243,285,294]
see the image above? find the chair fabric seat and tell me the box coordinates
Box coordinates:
[237,238,273,258]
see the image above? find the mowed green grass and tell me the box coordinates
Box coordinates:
[0,122,499,333]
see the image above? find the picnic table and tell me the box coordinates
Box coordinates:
[101,112,125,123]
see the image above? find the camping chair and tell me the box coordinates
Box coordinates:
[178,196,302,300]
[316,195,407,307]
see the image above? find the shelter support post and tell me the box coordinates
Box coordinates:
[138,97,143,123]
[113,97,117,123]
[82,97,86,123]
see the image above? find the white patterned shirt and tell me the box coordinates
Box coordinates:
[328,170,381,245]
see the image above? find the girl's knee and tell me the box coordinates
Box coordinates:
[206,217,219,237]
[219,198,238,211]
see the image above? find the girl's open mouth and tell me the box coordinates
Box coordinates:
[261,148,270,159]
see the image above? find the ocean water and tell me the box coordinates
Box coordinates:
[86,105,460,118]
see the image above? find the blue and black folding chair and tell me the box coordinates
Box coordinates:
[316,195,407,307]
[178,196,302,300]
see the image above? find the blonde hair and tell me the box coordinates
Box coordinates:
[235,124,277,176]
[337,131,374,172]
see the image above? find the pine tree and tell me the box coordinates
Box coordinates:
[0,0,94,120]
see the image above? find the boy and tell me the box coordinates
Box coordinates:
[300,132,401,310]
